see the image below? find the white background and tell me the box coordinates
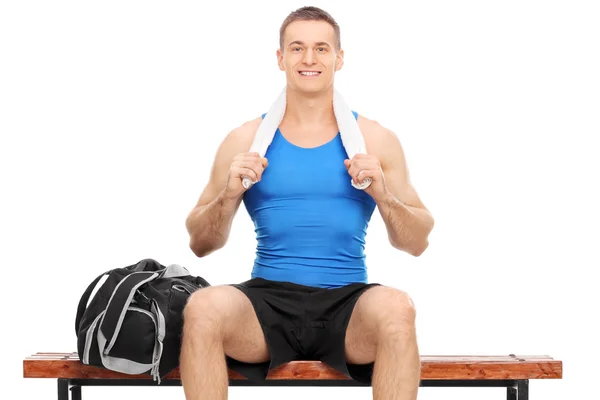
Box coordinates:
[1,0,598,399]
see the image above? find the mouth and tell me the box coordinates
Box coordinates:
[298,70,321,77]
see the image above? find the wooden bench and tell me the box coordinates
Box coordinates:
[23,352,562,399]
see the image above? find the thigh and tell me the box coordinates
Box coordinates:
[344,285,416,364]
[184,285,270,364]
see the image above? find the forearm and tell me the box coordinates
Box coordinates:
[186,190,242,257]
[376,191,434,256]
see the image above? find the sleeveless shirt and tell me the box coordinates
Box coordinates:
[242,111,376,288]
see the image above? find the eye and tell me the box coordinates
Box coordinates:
[317,47,326,52]
[292,47,302,52]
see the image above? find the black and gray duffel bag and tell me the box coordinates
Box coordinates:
[75,258,210,383]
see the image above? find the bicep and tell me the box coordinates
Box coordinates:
[193,167,226,210]
[191,141,236,211]
[190,118,260,209]
[380,131,428,211]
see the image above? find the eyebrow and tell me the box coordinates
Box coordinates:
[288,40,331,47]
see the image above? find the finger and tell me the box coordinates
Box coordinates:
[359,158,380,168]
[347,162,371,180]
[247,156,268,173]
[347,165,363,184]
[254,165,265,181]
[234,160,265,171]
[232,167,258,182]
[348,159,377,171]
[357,169,376,181]
[346,164,360,182]
[353,168,380,184]
[240,162,265,181]
[234,157,267,175]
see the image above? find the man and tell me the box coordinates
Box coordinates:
[182,6,434,400]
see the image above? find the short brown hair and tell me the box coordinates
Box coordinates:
[279,6,341,52]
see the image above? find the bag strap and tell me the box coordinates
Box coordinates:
[98,271,158,355]
[96,295,166,383]
[75,270,111,335]
[75,259,150,335]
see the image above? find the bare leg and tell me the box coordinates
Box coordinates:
[345,286,421,400]
[371,317,420,399]
[180,285,270,400]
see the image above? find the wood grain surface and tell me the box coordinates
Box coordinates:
[23,352,562,381]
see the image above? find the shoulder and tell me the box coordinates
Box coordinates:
[356,114,401,149]
[221,115,263,151]
[356,114,404,167]
[211,115,263,171]
[356,114,429,212]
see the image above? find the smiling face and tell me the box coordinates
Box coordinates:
[277,20,344,94]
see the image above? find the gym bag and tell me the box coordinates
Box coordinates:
[75,258,210,384]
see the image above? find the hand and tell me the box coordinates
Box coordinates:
[344,154,387,200]
[225,152,268,199]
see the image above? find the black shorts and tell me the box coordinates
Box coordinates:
[225,277,381,384]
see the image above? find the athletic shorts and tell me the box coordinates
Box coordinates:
[225,277,381,384]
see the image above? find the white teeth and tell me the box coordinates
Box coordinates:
[300,71,320,76]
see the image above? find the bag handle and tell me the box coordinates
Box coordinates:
[75,270,111,335]
[98,271,158,355]
[159,263,191,279]
[75,259,151,335]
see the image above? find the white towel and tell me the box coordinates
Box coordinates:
[242,87,372,190]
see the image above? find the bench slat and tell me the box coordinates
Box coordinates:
[23,353,555,362]
[23,352,562,381]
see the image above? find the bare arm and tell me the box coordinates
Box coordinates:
[185,117,263,257]
[359,117,435,256]
[186,188,242,258]
[376,188,434,257]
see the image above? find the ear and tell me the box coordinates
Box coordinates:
[335,49,344,71]
[276,48,284,71]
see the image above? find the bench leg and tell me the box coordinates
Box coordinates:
[57,379,82,400]
[517,380,529,400]
[70,385,82,400]
[57,379,69,400]
[507,386,517,400]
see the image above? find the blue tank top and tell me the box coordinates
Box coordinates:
[242,111,376,289]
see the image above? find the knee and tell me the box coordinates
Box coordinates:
[182,287,226,336]
[373,288,417,339]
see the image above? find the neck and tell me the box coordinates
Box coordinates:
[283,85,336,126]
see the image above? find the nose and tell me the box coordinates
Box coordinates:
[302,49,316,65]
